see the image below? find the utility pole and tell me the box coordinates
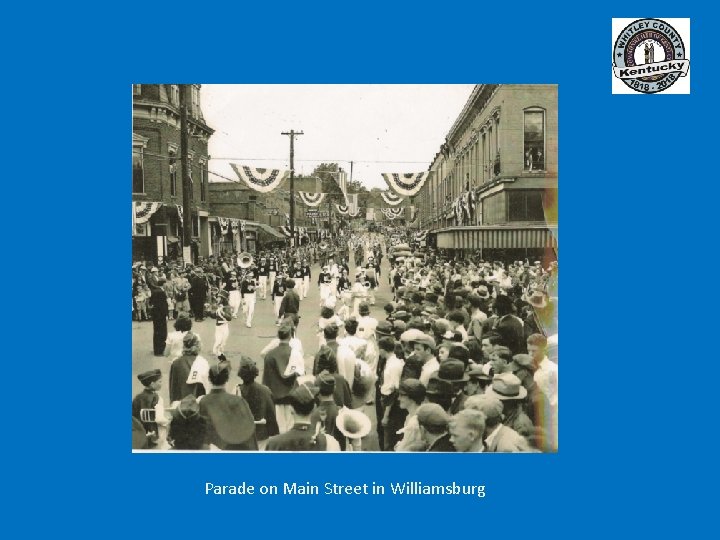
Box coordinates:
[180,84,193,264]
[281,130,303,247]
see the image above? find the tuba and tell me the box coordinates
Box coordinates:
[318,241,329,251]
[238,252,254,269]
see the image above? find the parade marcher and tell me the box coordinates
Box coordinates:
[265,383,341,451]
[448,409,487,452]
[199,363,258,450]
[257,256,269,300]
[301,259,312,299]
[132,369,164,447]
[212,300,233,357]
[416,403,455,452]
[292,261,304,300]
[169,332,209,403]
[279,278,301,328]
[236,356,279,451]
[164,314,192,362]
[337,269,352,295]
[173,270,191,317]
[318,265,333,307]
[268,255,278,295]
[149,279,169,356]
[262,325,300,433]
[241,266,258,328]
[166,395,211,450]
[225,271,242,319]
[271,269,287,325]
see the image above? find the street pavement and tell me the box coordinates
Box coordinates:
[132,255,393,451]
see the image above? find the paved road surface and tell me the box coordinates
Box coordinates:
[132,255,393,451]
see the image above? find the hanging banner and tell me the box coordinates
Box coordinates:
[134,202,162,224]
[380,190,404,206]
[176,204,183,226]
[336,204,349,216]
[230,219,239,233]
[218,217,229,235]
[230,164,290,193]
[381,207,405,219]
[381,172,430,197]
[298,191,327,207]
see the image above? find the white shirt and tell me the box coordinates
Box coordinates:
[484,424,502,450]
[357,315,378,340]
[419,356,440,386]
[380,354,404,396]
[533,356,558,407]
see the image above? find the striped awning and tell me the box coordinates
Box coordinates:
[436,226,558,250]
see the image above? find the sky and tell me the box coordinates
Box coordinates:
[201,84,475,190]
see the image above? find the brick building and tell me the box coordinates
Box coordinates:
[132,84,214,263]
[208,176,321,254]
[414,84,558,261]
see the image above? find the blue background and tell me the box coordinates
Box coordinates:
[7,1,716,538]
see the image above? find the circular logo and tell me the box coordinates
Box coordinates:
[613,18,686,94]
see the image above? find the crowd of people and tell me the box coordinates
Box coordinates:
[132,231,558,453]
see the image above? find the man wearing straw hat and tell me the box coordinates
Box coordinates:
[336,407,372,451]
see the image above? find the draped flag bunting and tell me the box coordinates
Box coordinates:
[240,220,246,233]
[347,194,359,216]
[298,191,327,207]
[218,217,229,235]
[381,207,405,220]
[230,219,239,234]
[176,205,183,226]
[380,190,404,206]
[279,226,303,238]
[336,204,349,215]
[279,226,292,238]
[134,202,162,224]
[381,172,430,197]
[230,164,290,193]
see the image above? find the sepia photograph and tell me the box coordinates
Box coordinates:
[131,84,558,452]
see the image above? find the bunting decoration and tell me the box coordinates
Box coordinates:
[230,219,239,234]
[298,191,327,207]
[279,226,292,238]
[176,204,183,226]
[380,190,404,206]
[134,202,162,224]
[381,207,405,220]
[240,220,246,233]
[336,204,349,215]
[230,164,290,193]
[381,172,430,197]
[218,217,229,235]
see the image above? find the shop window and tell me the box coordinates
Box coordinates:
[170,85,180,106]
[524,109,545,171]
[508,191,545,221]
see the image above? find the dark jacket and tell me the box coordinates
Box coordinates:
[199,389,258,450]
[279,289,300,316]
[427,433,456,452]
[261,342,298,404]
[239,382,279,441]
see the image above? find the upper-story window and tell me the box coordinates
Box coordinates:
[169,146,178,197]
[191,85,200,117]
[170,85,180,107]
[200,160,207,202]
[132,145,144,194]
[133,84,141,96]
[524,108,545,171]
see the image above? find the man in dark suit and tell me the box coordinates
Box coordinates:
[199,364,258,450]
[262,325,299,433]
[188,268,208,322]
[279,278,301,328]
[417,403,455,452]
[150,280,169,356]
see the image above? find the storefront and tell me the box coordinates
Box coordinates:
[435,225,557,262]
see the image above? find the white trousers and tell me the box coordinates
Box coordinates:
[302,276,310,298]
[243,293,256,325]
[269,272,276,294]
[228,290,242,317]
[212,323,229,355]
[258,276,268,298]
[275,404,294,434]
[274,296,283,318]
[319,284,331,304]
